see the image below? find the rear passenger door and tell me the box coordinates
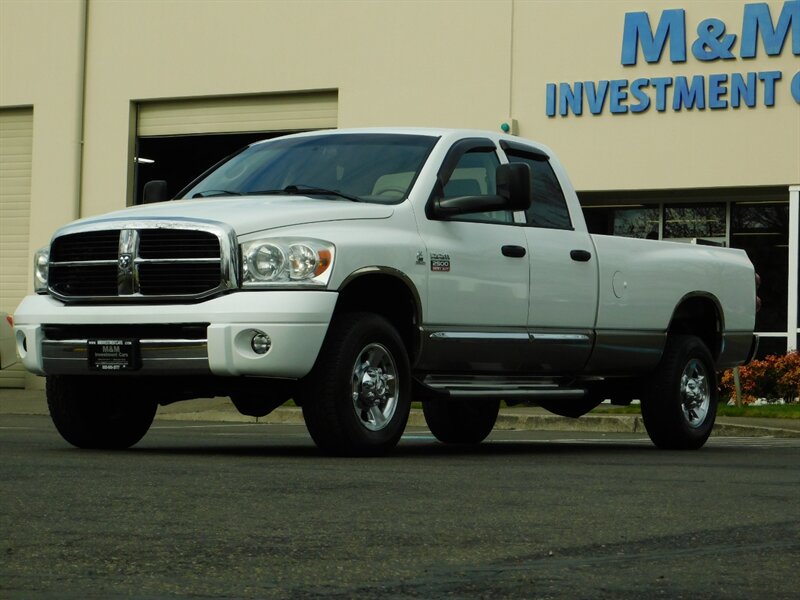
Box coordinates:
[501,140,599,373]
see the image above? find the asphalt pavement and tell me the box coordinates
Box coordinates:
[2,387,798,438]
[2,414,799,599]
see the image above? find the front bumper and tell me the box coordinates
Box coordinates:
[13,291,338,378]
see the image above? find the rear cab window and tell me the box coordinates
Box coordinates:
[500,140,573,230]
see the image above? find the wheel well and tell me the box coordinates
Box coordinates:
[667,296,722,359]
[334,273,420,359]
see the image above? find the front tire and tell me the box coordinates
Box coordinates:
[299,313,411,456]
[641,335,718,450]
[422,398,499,444]
[47,376,157,449]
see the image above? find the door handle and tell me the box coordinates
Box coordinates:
[502,245,527,258]
[570,249,592,262]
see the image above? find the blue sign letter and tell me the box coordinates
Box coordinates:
[630,79,652,113]
[731,72,758,107]
[673,75,707,110]
[758,71,782,106]
[741,1,800,58]
[708,74,729,109]
[621,9,687,65]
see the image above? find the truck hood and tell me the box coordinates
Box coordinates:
[58,196,394,237]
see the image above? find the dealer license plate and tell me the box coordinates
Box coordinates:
[87,339,140,371]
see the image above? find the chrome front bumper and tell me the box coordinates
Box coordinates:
[41,338,210,375]
[14,290,338,378]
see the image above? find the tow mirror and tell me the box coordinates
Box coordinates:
[496,163,531,211]
[429,163,532,218]
[142,180,168,204]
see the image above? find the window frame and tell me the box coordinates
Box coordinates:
[425,137,514,226]
[499,141,574,231]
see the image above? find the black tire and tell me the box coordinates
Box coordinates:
[299,313,411,456]
[46,376,157,449]
[422,398,500,444]
[641,335,718,450]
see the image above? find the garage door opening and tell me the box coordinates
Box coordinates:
[134,131,295,204]
[133,90,338,204]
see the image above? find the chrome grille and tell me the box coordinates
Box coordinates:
[48,223,236,302]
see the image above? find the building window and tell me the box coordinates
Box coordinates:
[582,205,659,238]
[731,201,789,334]
[663,204,726,243]
[613,207,660,239]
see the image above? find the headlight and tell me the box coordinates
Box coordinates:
[34,246,50,293]
[241,238,334,288]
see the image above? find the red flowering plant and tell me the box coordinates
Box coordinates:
[720,351,800,405]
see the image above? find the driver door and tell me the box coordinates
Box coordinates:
[414,138,530,373]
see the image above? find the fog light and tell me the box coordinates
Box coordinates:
[16,331,27,356]
[251,331,271,355]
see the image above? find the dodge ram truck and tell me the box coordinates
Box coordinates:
[12,128,759,455]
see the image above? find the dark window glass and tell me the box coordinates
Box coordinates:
[507,154,572,229]
[613,207,660,239]
[663,204,725,239]
[754,336,787,359]
[442,150,512,224]
[732,203,788,234]
[582,206,613,235]
[582,206,659,239]
[731,202,789,333]
[181,133,438,204]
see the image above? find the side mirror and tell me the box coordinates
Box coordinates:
[428,162,531,218]
[496,163,531,211]
[142,180,168,204]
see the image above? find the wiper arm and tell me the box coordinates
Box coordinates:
[191,189,241,198]
[247,185,362,203]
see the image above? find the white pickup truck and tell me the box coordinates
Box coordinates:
[13,128,758,455]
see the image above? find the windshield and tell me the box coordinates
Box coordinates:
[180,133,439,203]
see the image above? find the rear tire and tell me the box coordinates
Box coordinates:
[641,335,718,450]
[422,398,499,444]
[299,313,411,456]
[47,376,157,449]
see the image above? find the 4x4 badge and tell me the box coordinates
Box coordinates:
[430,253,451,272]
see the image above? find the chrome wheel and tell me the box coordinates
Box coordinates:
[351,342,398,432]
[642,335,718,450]
[680,358,710,428]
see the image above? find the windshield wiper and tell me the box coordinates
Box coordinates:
[247,184,363,203]
[191,189,241,198]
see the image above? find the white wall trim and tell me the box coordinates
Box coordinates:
[788,185,799,352]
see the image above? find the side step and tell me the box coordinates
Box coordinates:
[418,375,588,402]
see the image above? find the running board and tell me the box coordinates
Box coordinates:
[418,375,588,402]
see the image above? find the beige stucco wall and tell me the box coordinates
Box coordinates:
[0,0,85,251]
[79,0,515,217]
[512,0,800,191]
[2,0,799,221]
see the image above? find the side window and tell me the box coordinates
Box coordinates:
[507,153,572,230]
[441,149,513,224]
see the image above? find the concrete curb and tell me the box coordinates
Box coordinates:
[711,421,800,438]
[3,391,800,437]
[156,406,800,438]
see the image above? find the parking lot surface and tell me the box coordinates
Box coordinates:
[2,415,799,599]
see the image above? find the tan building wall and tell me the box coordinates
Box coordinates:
[0,0,85,254]
[78,0,516,217]
[513,0,800,191]
[3,0,797,221]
